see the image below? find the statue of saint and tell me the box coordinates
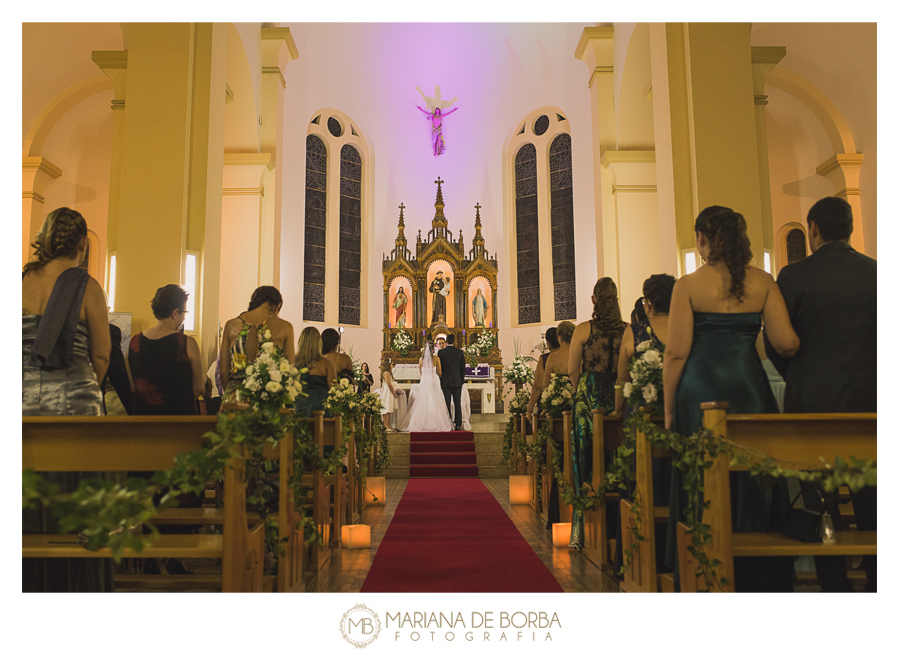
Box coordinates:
[430,271,450,324]
[472,288,489,327]
[416,85,459,156]
[392,286,408,328]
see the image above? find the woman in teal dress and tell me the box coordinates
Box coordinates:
[567,278,628,550]
[662,206,800,591]
[294,327,335,417]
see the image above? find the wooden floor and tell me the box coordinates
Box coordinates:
[301,477,621,593]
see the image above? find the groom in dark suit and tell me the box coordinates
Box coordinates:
[437,333,467,431]
[765,195,877,591]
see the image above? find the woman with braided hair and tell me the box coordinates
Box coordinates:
[567,277,628,550]
[22,207,113,591]
[662,205,800,592]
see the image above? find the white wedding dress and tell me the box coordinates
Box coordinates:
[400,346,453,432]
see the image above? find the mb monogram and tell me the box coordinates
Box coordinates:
[340,604,382,648]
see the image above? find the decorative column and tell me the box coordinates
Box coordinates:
[575,27,616,280]
[22,157,62,264]
[816,154,866,253]
[751,46,787,256]
[108,23,226,348]
[220,153,274,321]
[601,151,659,309]
[260,27,299,289]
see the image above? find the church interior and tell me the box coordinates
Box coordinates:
[21,21,877,600]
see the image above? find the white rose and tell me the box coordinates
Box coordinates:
[643,350,661,366]
[266,381,282,393]
[290,367,299,376]
[263,329,272,340]
[552,397,562,406]
[268,369,282,383]
[623,382,633,398]
[280,360,290,373]
[636,340,653,352]
[643,383,658,402]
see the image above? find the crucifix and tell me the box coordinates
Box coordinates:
[416,85,459,156]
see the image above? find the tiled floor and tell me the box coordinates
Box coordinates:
[301,477,620,593]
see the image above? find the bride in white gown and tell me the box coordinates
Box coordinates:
[400,341,453,432]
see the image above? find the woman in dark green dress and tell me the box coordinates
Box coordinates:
[567,278,628,550]
[662,206,800,591]
[294,327,335,417]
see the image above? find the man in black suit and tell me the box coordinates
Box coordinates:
[765,196,876,591]
[437,333,467,431]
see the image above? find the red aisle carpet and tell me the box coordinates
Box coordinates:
[409,431,479,478]
[360,478,563,592]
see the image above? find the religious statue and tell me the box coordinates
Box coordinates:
[416,85,459,156]
[433,314,449,336]
[472,288,489,328]
[430,271,451,324]
[392,286,408,328]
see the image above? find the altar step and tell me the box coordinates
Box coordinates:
[409,431,479,478]
[386,422,510,479]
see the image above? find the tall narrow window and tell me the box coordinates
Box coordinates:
[549,133,576,320]
[515,143,540,325]
[339,145,362,325]
[786,228,807,265]
[304,134,327,322]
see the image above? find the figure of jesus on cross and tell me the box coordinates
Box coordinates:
[416,85,459,156]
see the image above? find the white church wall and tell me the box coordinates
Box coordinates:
[279,23,598,382]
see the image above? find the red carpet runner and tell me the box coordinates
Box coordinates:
[409,431,478,478]
[360,478,563,592]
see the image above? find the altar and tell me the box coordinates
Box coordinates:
[381,178,504,410]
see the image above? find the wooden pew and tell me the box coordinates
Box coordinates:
[676,403,877,592]
[618,413,672,592]
[302,412,344,572]
[513,413,528,476]
[22,415,265,592]
[539,412,572,527]
[583,410,624,569]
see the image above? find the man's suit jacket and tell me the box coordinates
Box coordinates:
[105,323,134,414]
[437,345,466,388]
[764,241,876,413]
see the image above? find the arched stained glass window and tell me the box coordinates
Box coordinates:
[515,143,540,324]
[549,133,576,320]
[303,134,327,322]
[786,228,807,265]
[339,145,362,326]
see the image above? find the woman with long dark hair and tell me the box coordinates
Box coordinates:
[567,277,628,550]
[662,205,799,591]
[220,286,295,403]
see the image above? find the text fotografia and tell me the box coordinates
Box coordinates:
[387,611,561,642]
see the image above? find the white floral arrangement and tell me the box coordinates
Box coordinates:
[540,372,574,417]
[392,330,414,353]
[323,377,360,416]
[621,328,665,416]
[508,387,532,415]
[466,331,496,359]
[502,354,535,386]
[235,329,303,410]
[359,390,385,417]
[352,359,366,384]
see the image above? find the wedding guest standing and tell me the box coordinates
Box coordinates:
[127,285,205,415]
[526,327,558,420]
[294,327,336,417]
[567,279,628,550]
[220,286,295,403]
[663,205,799,592]
[322,328,355,383]
[103,321,133,415]
[22,207,112,591]
[765,196,877,592]
[357,362,375,394]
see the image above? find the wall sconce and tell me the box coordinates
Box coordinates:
[364,476,386,505]
[182,250,198,333]
[107,253,117,312]
[509,475,531,505]
[341,524,371,548]
[552,523,572,547]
